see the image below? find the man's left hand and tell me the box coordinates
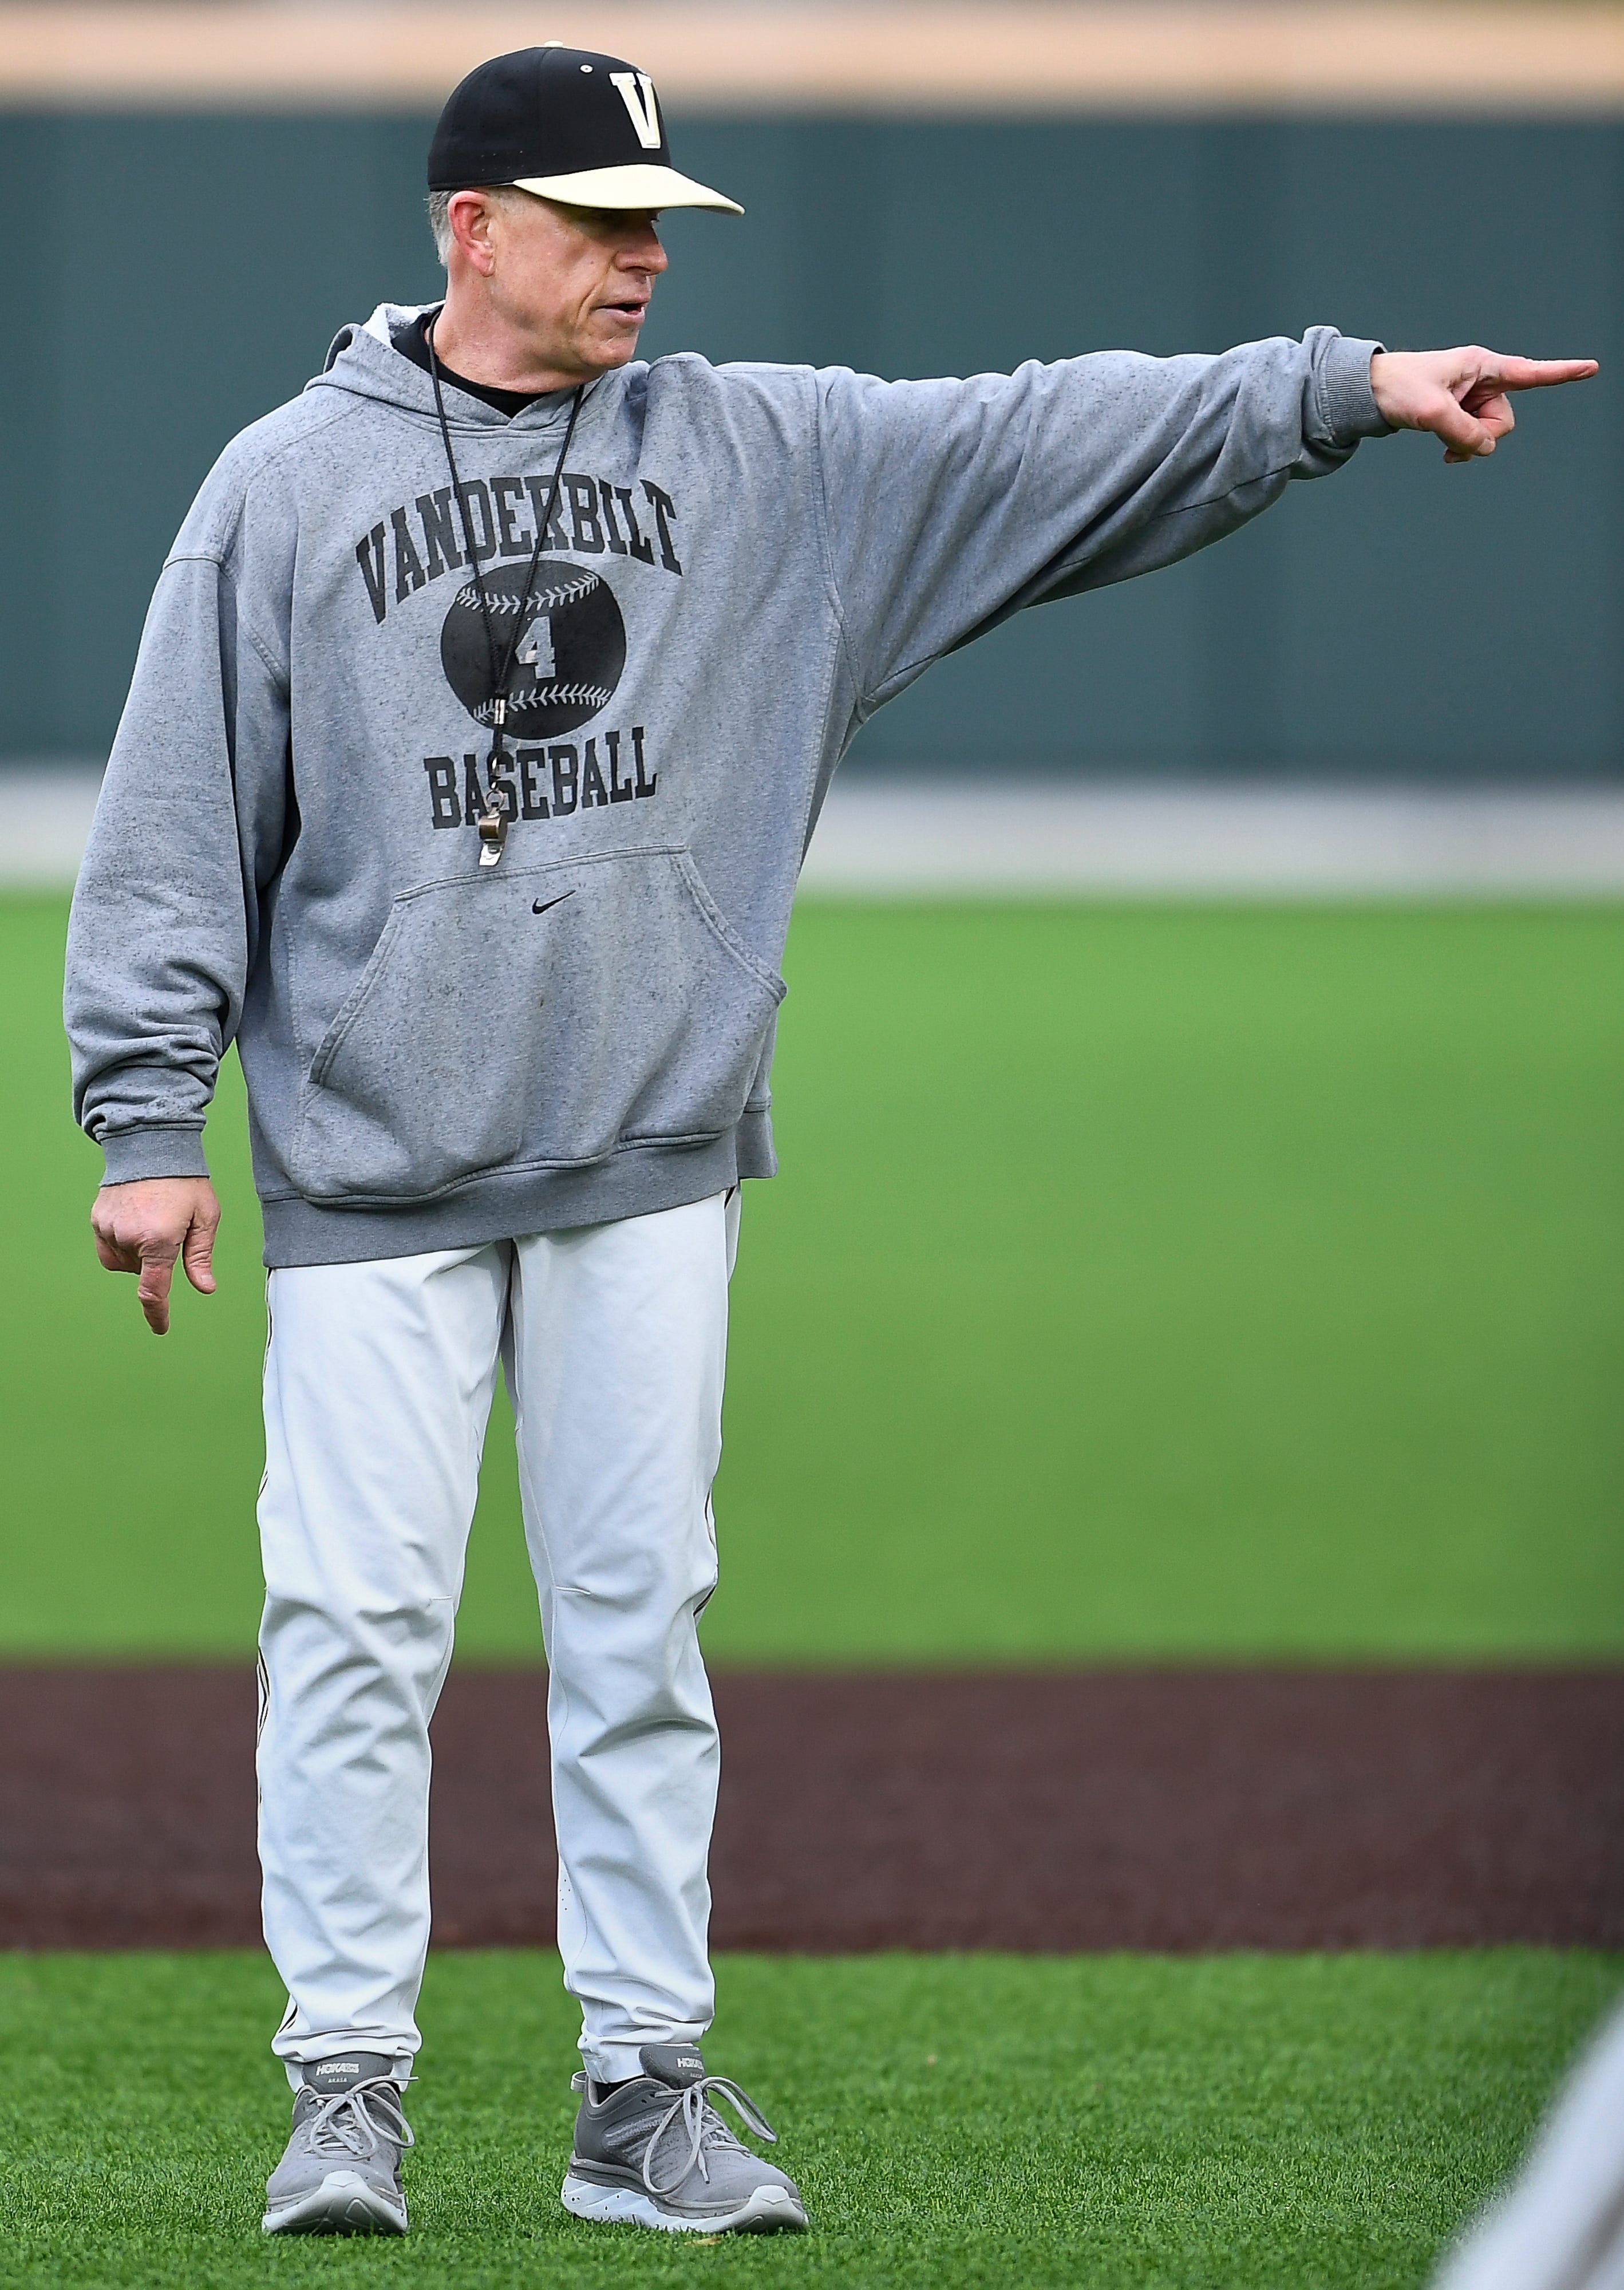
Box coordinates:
[1369,348,1598,463]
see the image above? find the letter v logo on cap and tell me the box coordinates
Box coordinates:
[610,70,662,149]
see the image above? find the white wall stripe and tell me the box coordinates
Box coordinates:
[0,768,102,889]
[0,5,1621,115]
[8,767,1624,895]
[801,781,1624,895]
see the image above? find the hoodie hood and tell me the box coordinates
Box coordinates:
[311,301,597,432]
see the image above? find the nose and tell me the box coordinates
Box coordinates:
[621,223,667,274]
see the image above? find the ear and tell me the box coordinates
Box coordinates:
[446,189,499,277]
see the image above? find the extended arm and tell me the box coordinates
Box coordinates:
[815,331,1595,718]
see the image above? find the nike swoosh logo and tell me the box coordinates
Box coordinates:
[532,892,577,917]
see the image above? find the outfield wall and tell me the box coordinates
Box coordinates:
[2,89,1618,776]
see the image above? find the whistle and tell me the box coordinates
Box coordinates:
[479,701,511,867]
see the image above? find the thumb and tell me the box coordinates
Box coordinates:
[182,1211,219,1296]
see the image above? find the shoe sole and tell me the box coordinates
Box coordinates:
[560,2172,808,2234]
[262,2170,409,2236]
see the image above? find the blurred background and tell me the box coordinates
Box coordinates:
[1,11,1620,2279]
[2,0,1618,1665]
[1,11,1621,777]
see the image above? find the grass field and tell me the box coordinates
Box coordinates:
[1,1948,1617,2289]
[5,889,1621,2285]
[4,891,1621,1660]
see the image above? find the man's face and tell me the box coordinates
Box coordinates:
[455,189,667,380]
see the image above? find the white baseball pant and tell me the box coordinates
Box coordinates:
[255,1189,738,2087]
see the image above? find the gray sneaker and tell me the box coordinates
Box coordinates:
[561,2043,808,2234]
[262,2052,413,2235]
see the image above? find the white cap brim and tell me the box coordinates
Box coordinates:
[510,164,742,215]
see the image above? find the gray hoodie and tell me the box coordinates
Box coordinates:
[65,306,1388,1266]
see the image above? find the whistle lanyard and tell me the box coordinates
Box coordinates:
[427,313,584,868]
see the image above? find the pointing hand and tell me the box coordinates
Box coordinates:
[1369,347,1598,463]
[91,1176,222,1336]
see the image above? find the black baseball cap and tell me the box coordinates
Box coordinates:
[428,44,742,215]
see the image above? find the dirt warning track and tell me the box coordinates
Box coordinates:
[0,1667,1617,1952]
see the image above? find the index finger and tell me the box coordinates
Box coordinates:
[1491,356,1599,391]
[136,1248,177,1337]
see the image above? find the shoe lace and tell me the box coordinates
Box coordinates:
[643,2075,778,2198]
[301,2076,416,2162]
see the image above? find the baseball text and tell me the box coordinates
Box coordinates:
[357,474,681,625]
[422,725,657,834]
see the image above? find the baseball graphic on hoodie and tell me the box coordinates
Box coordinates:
[440,558,627,737]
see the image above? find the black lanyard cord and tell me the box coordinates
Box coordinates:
[426,311,584,863]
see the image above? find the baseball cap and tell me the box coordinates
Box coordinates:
[427,44,742,215]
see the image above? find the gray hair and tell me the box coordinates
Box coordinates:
[426,184,532,266]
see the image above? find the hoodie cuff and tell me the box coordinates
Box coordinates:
[98,1125,211,1186]
[1319,335,1392,443]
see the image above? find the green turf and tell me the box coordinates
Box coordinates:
[0,1948,1614,2289]
[5,892,1621,1659]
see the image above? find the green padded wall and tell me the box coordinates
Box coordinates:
[0,112,1615,775]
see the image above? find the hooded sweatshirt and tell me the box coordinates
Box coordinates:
[65,307,1389,1266]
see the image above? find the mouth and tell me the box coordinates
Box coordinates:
[599,298,649,325]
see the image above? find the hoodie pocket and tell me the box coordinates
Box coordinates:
[291,846,784,1203]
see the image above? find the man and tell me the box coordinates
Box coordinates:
[64,40,1593,2241]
